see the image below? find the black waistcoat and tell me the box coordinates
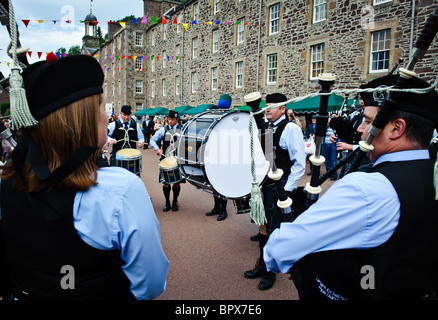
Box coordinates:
[0,179,134,300]
[291,159,438,300]
[162,124,182,156]
[265,119,294,185]
[112,120,138,152]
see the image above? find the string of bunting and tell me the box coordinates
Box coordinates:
[19,14,251,29]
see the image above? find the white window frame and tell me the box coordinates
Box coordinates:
[373,0,392,5]
[191,72,197,93]
[214,0,220,15]
[267,53,278,85]
[151,58,155,72]
[313,0,327,23]
[192,37,198,59]
[193,3,199,22]
[211,67,218,91]
[135,32,143,47]
[151,29,155,47]
[135,80,143,94]
[310,43,325,80]
[163,50,167,69]
[269,3,280,36]
[151,81,155,98]
[370,29,391,73]
[177,14,182,33]
[212,29,219,53]
[237,18,245,45]
[176,75,180,95]
[176,44,181,64]
[235,61,243,88]
[135,58,142,69]
[163,24,167,40]
[162,79,166,96]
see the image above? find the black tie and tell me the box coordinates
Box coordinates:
[124,122,129,130]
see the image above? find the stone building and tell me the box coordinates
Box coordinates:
[144,0,438,109]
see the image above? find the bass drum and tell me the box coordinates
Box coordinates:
[176,110,270,199]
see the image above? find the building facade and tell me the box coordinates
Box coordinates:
[93,0,438,112]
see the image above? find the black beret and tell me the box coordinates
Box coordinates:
[121,105,132,115]
[266,93,287,104]
[361,74,438,125]
[21,54,104,120]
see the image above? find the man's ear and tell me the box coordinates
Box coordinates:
[389,118,407,140]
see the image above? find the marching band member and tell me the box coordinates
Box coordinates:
[264,75,438,299]
[0,55,168,300]
[151,110,184,212]
[244,93,306,290]
[107,104,144,165]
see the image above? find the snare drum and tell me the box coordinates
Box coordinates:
[115,148,142,175]
[159,156,183,184]
[176,110,270,199]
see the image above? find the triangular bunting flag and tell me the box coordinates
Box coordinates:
[131,18,137,24]
[28,51,32,57]
[37,52,42,58]
[162,16,167,24]
[119,22,126,28]
[141,15,147,23]
[183,23,188,31]
[192,20,197,24]
[152,15,157,23]
[37,20,44,23]
[22,20,30,27]
[173,17,177,24]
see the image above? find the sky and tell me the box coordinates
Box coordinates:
[0,0,144,77]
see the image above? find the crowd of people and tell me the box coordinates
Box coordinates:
[1,53,438,301]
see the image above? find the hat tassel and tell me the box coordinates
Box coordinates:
[9,68,38,130]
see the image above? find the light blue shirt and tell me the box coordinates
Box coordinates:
[73,166,169,299]
[150,125,179,152]
[271,116,306,191]
[108,119,145,142]
[264,149,430,274]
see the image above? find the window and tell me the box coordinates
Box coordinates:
[163,24,167,40]
[373,0,392,5]
[151,81,155,98]
[135,58,142,70]
[193,3,199,22]
[214,0,220,15]
[135,32,143,47]
[135,80,143,94]
[237,18,245,45]
[191,72,197,93]
[151,58,155,72]
[177,14,182,33]
[176,75,180,95]
[370,29,390,73]
[163,50,167,69]
[176,44,181,64]
[310,43,325,80]
[212,29,219,53]
[235,61,243,88]
[269,3,280,35]
[211,67,218,91]
[151,30,155,47]
[136,103,143,110]
[267,53,278,85]
[192,37,198,59]
[313,0,327,23]
[162,79,166,96]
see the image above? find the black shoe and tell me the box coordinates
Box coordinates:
[250,233,261,241]
[163,202,171,212]
[206,207,219,216]
[172,201,179,211]
[244,259,266,279]
[258,272,276,290]
[217,210,227,221]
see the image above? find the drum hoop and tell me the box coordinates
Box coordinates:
[116,148,142,159]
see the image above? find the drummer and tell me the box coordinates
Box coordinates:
[150,110,184,212]
[107,105,145,165]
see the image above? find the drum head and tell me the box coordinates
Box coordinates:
[203,111,269,199]
[116,148,141,159]
[160,156,178,168]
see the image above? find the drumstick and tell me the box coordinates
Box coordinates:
[115,139,141,143]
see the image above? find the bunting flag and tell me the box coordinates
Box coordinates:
[162,16,167,24]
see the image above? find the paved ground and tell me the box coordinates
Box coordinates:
[129,146,337,300]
